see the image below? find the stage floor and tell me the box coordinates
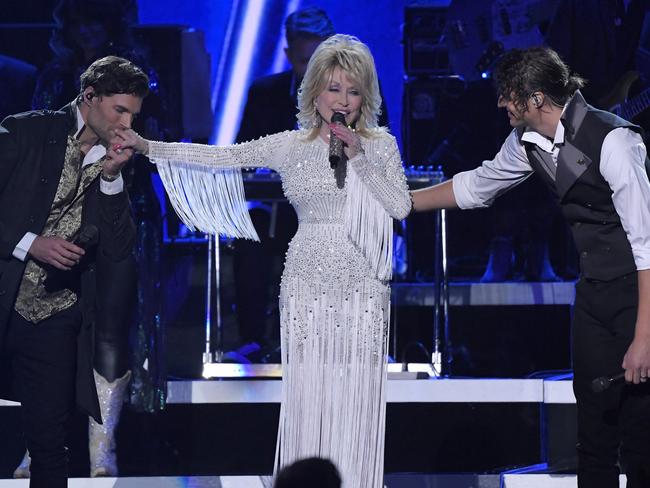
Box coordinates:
[0,474,629,487]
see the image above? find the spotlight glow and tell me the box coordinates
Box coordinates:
[214,0,266,145]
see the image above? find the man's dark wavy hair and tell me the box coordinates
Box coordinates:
[79,56,149,100]
[494,47,585,112]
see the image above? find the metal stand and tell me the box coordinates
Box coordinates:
[202,234,223,375]
[393,167,449,379]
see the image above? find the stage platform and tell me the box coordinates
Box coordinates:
[0,377,580,480]
[393,281,576,306]
[0,377,577,406]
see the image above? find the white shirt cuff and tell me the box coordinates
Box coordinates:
[100,174,124,195]
[13,232,38,261]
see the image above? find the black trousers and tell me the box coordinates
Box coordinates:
[572,273,650,488]
[5,304,81,488]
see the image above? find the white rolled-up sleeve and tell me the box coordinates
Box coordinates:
[452,130,534,209]
[600,127,650,270]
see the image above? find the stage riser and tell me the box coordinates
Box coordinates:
[0,402,543,478]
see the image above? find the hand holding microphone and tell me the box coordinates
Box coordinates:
[329,112,346,168]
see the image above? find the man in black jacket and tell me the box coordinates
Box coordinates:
[411,47,650,488]
[0,56,143,487]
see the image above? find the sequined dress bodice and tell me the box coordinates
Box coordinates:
[278,137,377,287]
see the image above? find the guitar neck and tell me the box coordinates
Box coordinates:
[620,87,650,121]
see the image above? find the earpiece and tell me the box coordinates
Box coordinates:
[532,94,542,108]
[86,93,94,101]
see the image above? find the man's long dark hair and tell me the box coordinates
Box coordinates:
[79,56,149,100]
[494,47,586,112]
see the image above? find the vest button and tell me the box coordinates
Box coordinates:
[40,177,48,184]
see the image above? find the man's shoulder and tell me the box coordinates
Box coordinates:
[248,70,293,94]
[2,106,72,139]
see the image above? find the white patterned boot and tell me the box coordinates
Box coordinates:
[13,450,31,478]
[89,370,131,477]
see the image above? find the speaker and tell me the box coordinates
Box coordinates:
[402,76,466,165]
[403,6,450,75]
[132,26,212,140]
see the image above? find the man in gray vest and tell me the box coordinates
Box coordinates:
[0,56,142,487]
[411,47,650,487]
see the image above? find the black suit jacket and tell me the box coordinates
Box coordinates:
[236,70,390,143]
[0,104,136,422]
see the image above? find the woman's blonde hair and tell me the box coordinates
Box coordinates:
[297,34,382,138]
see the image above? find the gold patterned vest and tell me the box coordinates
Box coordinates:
[14,134,103,323]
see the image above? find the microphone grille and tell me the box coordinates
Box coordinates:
[591,376,609,393]
[331,112,346,124]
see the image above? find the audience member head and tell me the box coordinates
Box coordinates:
[297,34,382,137]
[274,457,341,488]
[284,7,335,79]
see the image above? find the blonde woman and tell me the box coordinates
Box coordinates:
[118,34,411,486]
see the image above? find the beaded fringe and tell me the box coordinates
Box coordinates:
[276,279,389,488]
[152,158,259,241]
[345,164,393,281]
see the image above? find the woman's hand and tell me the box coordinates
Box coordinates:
[113,128,150,155]
[329,123,364,159]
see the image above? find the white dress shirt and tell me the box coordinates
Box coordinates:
[453,122,650,271]
[12,105,124,261]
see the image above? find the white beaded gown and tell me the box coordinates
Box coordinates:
[148,128,411,487]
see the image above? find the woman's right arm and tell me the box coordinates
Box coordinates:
[116,129,294,241]
[119,128,292,171]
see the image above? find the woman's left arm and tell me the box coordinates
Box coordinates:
[332,124,411,219]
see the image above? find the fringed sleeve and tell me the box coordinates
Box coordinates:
[147,131,293,241]
[345,131,411,281]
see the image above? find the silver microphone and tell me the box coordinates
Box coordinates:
[329,112,346,169]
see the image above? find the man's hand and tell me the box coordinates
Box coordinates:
[113,128,150,155]
[622,331,650,384]
[28,236,85,271]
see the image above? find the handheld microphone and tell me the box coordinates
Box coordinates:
[591,372,626,393]
[72,224,99,250]
[44,225,99,292]
[329,112,346,169]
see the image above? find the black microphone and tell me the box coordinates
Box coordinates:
[329,112,346,169]
[72,224,99,250]
[591,372,626,393]
[44,225,99,292]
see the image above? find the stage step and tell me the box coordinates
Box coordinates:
[503,474,626,487]
[393,281,576,306]
[0,378,578,477]
[1,377,576,406]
